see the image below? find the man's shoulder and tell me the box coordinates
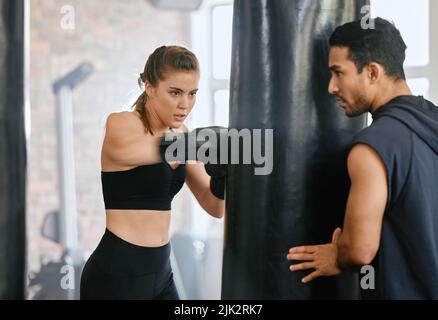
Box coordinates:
[354,115,411,143]
[351,116,413,163]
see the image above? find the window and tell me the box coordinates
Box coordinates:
[371,0,429,67]
[367,0,434,125]
[214,90,230,127]
[188,0,233,299]
[191,1,233,128]
[212,4,233,126]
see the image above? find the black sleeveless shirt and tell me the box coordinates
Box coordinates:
[352,96,438,299]
[101,163,185,211]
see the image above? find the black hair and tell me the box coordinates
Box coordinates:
[329,17,407,80]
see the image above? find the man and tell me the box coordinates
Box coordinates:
[287,17,438,299]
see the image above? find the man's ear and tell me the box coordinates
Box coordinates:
[367,62,383,83]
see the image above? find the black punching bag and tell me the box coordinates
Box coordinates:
[222,0,368,299]
[0,0,27,299]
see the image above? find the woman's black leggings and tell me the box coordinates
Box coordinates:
[80,228,179,300]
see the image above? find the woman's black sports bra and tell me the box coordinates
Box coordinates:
[101,162,186,211]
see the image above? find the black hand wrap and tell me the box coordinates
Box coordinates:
[159,126,228,200]
[205,163,227,200]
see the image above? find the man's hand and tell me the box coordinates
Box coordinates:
[287,228,342,283]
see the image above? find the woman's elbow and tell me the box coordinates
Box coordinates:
[208,201,225,219]
[215,209,225,219]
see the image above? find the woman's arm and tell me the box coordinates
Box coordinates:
[185,161,225,219]
[176,124,225,218]
[102,112,159,168]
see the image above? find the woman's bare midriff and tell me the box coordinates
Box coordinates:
[106,209,171,247]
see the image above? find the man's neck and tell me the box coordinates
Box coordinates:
[370,80,412,113]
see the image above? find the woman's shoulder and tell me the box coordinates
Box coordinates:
[105,111,142,132]
[103,111,146,145]
[106,110,139,125]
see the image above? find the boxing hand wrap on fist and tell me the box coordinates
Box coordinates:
[159,126,228,200]
[205,163,226,200]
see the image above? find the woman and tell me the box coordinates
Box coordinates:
[80,45,225,300]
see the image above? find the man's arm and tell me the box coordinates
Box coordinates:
[337,143,387,269]
[287,143,388,282]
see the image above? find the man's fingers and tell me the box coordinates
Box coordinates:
[289,262,315,271]
[289,246,316,254]
[302,270,322,283]
[286,253,313,261]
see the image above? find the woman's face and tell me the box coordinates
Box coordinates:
[146,70,200,129]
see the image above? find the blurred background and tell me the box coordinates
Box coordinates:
[26,0,436,299]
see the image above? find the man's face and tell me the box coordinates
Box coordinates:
[328,46,372,117]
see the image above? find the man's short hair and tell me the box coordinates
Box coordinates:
[329,17,407,80]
